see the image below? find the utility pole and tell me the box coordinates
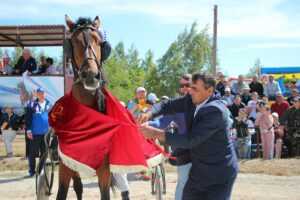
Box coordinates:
[212,5,218,76]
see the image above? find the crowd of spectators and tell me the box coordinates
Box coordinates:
[216,73,300,159]
[0,48,62,76]
[126,73,300,160]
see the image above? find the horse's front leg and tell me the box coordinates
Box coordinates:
[56,163,73,200]
[97,155,111,200]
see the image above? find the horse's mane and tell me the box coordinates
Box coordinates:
[71,17,93,32]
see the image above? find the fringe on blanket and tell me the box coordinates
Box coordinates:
[58,148,96,177]
[59,148,164,176]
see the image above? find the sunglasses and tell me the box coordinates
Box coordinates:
[179,83,190,88]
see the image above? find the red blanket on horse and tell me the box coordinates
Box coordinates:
[49,89,163,176]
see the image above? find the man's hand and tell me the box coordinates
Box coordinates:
[137,112,152,124]
[27,132,33,140]
[139,123,166,142]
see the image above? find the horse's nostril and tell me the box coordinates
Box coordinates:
[95,72,100,79]
[81,71,88,78]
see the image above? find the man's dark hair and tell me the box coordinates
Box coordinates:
[192,73,216,89]
[234,95,241,100]
[181,73,192,82]
[46,57,54,65]
[40,56,46,61]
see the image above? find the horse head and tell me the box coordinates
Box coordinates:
[65,15,104,92]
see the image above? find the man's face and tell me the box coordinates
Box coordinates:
[292,91,298,97]
[269,76,274,82]
[3,58,10,66]
[189,80,213,105]
[252,76,257,82]
[243,89,250,95]
[22,50,31,60]
[36,92,45,101]
[136,91,146,100]
[234,97,241,105]
[219,75,225,82]
[40,58,47,66]
[179,78,191,95]
[238,75,244,83]
[251,93,258,100]
[4,107,13,114]
[276,95,283,103]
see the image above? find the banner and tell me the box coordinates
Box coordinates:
[0,73,64,113]
[260,67,300,79]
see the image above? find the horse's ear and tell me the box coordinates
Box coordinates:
[93,16,101,29]
[65,15,74,31]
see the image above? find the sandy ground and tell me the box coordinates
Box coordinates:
[0,171,300,200]
[1,135,300,199]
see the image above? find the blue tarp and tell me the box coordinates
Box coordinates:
[261,67,300,74]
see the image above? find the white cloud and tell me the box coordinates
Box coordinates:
[248,42,300,49]
[1,0,300,38]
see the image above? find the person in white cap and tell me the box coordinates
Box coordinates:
[272,112,284,158]
[240,85,252,105]
[221,87,234,106]
[127,87,152,181]
[127,87,150,117]
[161,96,169,101]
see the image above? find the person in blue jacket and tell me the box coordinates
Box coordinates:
[25,88,51,177]
[139,73,238,200]
[148,73,192,200]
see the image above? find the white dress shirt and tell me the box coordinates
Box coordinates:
[194,98,210,118]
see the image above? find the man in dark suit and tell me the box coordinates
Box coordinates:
[139,73,238,200]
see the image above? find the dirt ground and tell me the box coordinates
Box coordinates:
[1,135,300,199]
[0,171,300,200]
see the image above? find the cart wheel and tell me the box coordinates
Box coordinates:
[36,162,52,200]
[159,163,166,194]
[151,169,155,195]
[154,165,163,200]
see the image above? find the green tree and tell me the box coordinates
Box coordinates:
[156,22,212,96]
[127,45,145,91]
[105,42,145,102]
[10,47,23,67]
[143,50,160,94]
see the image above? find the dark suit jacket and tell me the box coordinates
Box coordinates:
[152,95,238,187]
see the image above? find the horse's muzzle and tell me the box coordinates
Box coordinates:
[79,71,101,91]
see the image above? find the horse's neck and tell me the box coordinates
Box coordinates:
[72,83,97,109]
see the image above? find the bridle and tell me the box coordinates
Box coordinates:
[67,25,105,87]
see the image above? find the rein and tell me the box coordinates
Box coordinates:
[68,25,106,112]
[68,25,105,87]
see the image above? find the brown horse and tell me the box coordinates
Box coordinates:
[56,15,111,200]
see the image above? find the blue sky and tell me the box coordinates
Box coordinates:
[1,0,300,76]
